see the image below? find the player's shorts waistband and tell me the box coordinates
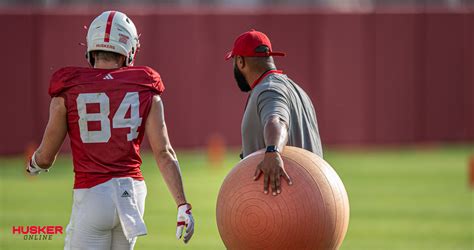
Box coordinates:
[74,171,144,189]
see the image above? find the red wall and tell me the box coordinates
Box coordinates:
[0,8,472,154]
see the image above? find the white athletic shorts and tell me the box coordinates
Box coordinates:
[64,178,147,250]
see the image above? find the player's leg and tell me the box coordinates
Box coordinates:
[64,181,117,250]
[110,180,147,250]
[110,224,137,250]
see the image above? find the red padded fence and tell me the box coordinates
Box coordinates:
[0,8,472,154]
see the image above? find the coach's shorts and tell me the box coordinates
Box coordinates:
[64,178,147,250]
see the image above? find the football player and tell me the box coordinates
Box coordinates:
[26,11,194,249]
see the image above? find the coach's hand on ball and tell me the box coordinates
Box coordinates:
[176,203,194,243]
[254,151,292,195]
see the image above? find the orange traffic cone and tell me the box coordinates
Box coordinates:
[470,155,474,189]
[207,134,226,168]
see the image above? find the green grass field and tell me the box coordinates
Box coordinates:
[0,145,472,249]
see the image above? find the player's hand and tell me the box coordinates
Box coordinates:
[176,203,194,244]
[254,152,292,195]
[25,153,49,176]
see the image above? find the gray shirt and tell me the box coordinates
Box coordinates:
[241,72,323,158]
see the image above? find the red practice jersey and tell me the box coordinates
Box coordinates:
[49,66,165,189]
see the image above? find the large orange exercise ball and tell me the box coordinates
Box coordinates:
[216,146,350,250]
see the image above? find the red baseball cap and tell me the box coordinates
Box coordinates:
[225,29,286,60]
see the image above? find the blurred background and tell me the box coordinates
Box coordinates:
[0,0,472,153]
[0,0,472,249]
[0,0,472,8]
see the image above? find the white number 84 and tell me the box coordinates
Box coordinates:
[76,92,142,143]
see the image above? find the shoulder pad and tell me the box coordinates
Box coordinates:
[48,67,82,97]
[129,66,165,94]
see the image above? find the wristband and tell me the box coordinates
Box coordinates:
[178,203,192,209]
[265,145,279,153]
[30,152,49,172]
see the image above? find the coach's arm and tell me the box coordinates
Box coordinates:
[145,95,188,206]
[254,90,292,196]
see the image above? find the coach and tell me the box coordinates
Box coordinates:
[225,29,323,196]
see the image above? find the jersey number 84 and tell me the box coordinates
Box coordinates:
[76,92,142,143]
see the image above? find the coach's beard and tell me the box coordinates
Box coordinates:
[234,66,252,92]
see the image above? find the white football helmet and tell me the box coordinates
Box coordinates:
[86,11,140,66]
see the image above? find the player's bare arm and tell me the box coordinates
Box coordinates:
[254,115,292,195]
[26,97,67,174]
[145,95,194,243]
[146,95,187,205]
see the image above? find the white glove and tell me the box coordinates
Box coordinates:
[176,203,194,244]
[26,152,49,176]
